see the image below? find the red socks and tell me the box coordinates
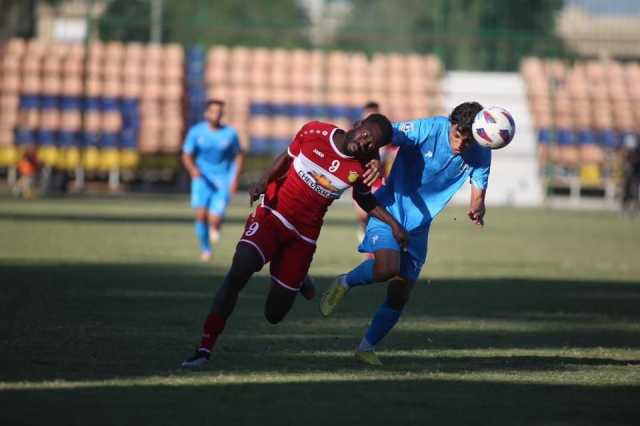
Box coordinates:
[199,313,226,351]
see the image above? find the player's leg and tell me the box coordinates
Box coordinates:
[354,277,415,366]
[195,208,211,260]
[191,178,212,260]
[320,219,401,317]
[207,186,230,244]
[264,237,316,324]
[354,231,427,366]
[183,209,276,367]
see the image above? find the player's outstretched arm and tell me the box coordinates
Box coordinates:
[248,151,292,204]
[468,185,487,227]
[353,184,408,249]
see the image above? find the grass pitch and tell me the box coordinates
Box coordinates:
[1,194,639,425]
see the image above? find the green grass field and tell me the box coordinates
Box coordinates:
[1,194,639,425]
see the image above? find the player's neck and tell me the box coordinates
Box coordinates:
[207,121,223,130]
[332,130,351,156]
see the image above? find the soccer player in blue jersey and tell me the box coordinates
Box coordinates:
[320,102,491,365]
[182,99,245,261]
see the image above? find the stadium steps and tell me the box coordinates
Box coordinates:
[443,71,543,207]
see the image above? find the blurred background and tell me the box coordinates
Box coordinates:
[1,0,639,210]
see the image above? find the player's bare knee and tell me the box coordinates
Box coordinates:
[373,262,399,282]
[386,293,409,310]
[233,243,263,273]
[386,279,412,310]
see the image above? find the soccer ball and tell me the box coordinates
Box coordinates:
[472,106,516,150]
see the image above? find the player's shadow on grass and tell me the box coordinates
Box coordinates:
[1,262,640,383]
[1,378,639,426]
[0,211,360,226]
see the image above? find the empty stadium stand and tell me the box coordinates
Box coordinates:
[522,57,640,203]
[0,38,445,188]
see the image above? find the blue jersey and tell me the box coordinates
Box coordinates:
[374,116,491,233]
[182,122,241,184]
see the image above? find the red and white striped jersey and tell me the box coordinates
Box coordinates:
[264,121,369,242]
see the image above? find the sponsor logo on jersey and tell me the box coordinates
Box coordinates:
[424,151,433,158]
[399,121,414,133]
[313,148,325,158]
[294,153,349,199]
[297,170,336,199]
[309,171,339,192]
[347,171,359,183]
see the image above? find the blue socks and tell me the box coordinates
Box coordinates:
[345,259,375,287]
[363,301,402,347]
[195,220,211,252]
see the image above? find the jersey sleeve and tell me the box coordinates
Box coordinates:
[391,118,438,147]
[470,148,492,189]
[182,126,198,155]
[288,123,309,157]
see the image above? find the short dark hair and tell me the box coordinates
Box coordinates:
[449,101,483,137]
[206,99,225,108]
[363,113,393,145]
[363,101,380,111]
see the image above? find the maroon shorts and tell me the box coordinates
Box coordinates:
[238,206,316,291]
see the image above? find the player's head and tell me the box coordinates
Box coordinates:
[362,101,380,119]
[205,99,225,126]
[345,113,393,157]
[449,101,483,154]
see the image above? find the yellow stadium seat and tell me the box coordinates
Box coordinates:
[37,145,58,167]
[99,148,120,170]
[580,163,602,186]
[58,146,82,170]
[83,146,100,171]
[0,145,19,166]
[119,149,139,169]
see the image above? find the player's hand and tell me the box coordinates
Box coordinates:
[467,205,485,227]
[190,168,201,179]
[362,159,381,186]
[249,180,266,206]
[230,178,239,194]
[391,224,409,251]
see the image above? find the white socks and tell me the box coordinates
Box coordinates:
[339,274,350,290]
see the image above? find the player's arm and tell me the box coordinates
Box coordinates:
[468,147,491,227]
[229,129,245,194]
[353,183,408,249]
[181,152,200,179]
[468,184,486,227]
[248,151,292,204]
[181,128,200,178]
[229,151,245,194]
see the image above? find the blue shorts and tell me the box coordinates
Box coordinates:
[190,176,231,216]
[358,217,429,282]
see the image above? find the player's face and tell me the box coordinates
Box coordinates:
[345,122,382,157]
[205,103,224,125]
[450,124,474,154]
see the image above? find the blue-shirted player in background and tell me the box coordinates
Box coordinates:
[182,99,245,261]
[320,102,490,365]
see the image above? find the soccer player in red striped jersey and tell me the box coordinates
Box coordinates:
[182,114,408,367]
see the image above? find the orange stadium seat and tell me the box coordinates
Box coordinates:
[61,76,83,97]
[85,77,102,97]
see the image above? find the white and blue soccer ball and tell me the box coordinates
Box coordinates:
[472,106,516,150]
